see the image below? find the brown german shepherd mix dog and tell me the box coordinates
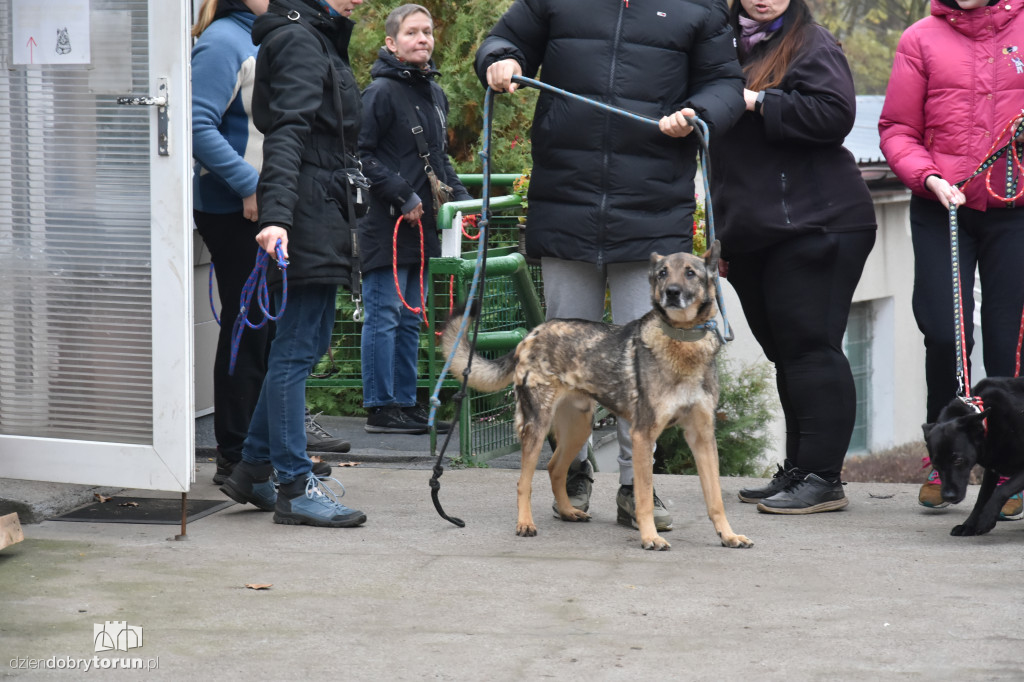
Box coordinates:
[441,241,752,551]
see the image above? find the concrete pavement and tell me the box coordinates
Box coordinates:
[3,446,1024,680]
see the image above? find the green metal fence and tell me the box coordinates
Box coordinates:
[306,175,546,463]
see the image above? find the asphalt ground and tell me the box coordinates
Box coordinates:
[1,416,1022,680]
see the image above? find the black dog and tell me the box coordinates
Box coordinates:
[922,376,1024,536]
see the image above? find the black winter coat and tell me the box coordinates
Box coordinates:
[475,0,744,265]
[358,49,471,274]
[709,23,876,259]
[251,0,361,288]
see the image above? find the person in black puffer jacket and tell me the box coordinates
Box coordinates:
[218,0,367,529]
[357,4,471,436]
[475,0,745,531]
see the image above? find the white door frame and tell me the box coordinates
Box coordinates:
[0,0,193,492]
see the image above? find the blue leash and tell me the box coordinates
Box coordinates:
[427,76,733,526]
[228,239,288,376]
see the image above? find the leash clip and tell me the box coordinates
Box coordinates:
[351,294,363,322]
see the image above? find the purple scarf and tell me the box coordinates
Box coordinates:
[738,15,784,55]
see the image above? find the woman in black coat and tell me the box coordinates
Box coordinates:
[357,4,471,435]
[218,0,367,529]
[666,0,876,514]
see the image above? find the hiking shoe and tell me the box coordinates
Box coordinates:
[616,484,673,531]
[305,411,351,453]
[273,474,366,528]
[999,492,1024,521]
[919,467,950,509]
[364,405,427,434]
[553,457,594,516]
[756,472,848,514]
[219,461,277,511]
[402,404,452,434]
[738,462,801,503]
[212,456,239,485]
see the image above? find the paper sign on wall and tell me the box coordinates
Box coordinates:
[13,0,92,66]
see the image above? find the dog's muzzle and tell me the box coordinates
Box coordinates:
[662,284,691,309]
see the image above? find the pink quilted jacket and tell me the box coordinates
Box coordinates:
[879,0,1024,211]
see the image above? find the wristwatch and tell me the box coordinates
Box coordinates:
[754,90,766,116]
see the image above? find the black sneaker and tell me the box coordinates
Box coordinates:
[756,473,849,514]
[213,456,239,485]
[364,405,428,434]
[402,404,452,434]
[738,462,802,503]
[305,411,352,453]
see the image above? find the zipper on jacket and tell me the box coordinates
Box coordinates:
[596,1,627,267]
[780,172,792,224]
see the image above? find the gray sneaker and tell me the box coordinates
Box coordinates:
[552,457,594,517]
[616,484,673,531]
[305,411,352,453]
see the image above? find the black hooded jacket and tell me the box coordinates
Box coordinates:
[475,0,744,265]
[708,17,876,258]
[357,48,471,274]
[251,0,361,288]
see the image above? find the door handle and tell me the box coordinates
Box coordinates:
[116,78,169,156]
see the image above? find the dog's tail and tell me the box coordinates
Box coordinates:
[440,304,517,393]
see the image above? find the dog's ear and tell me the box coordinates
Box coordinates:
[922,422,935,440]
[962,410,988,437]
[649,252,663,266]
[703,240,721,274]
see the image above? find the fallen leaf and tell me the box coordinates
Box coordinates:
[337,461,360,468]
[868,493,895,499]
[94,494,112,503]
[310,455,324,463]
[245,583,272,590]
[118,501,140,508]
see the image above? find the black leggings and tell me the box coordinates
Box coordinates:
[194,210,272,461]
[726,230,875,480]
[910,196,1024,422]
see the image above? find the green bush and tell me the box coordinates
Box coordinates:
[654,355,776,477]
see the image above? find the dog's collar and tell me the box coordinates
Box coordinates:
[660,319,716,342]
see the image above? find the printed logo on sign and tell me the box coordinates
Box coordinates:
[94,622,143,652]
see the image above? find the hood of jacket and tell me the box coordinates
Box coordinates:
[369,47,440,83]
[932,0,1012,36]
[252,0,353,52]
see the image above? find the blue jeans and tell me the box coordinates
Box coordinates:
[243,283,337,485]
[360,266,422,408]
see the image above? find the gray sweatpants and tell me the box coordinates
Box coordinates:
[541,257,651,486]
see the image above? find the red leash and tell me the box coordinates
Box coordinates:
[392,216,428,325]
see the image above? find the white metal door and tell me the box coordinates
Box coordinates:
[0,0,193,491]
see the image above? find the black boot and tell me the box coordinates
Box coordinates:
[756,473,848,515]
[738,462,801,503]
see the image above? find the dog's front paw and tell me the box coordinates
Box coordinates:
[516,522,537,537]
[641,534,671,551]
[951,522,979,536]
[719,532,754,548]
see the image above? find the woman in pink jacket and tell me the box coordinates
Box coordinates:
[879,0,1024,514]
